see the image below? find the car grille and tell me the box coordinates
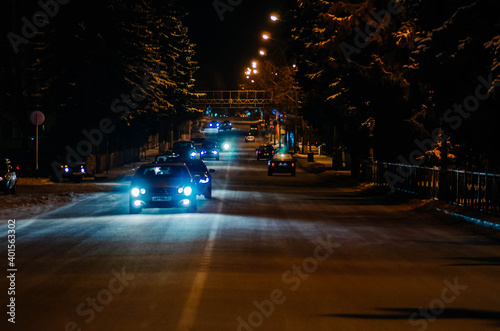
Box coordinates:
[149,187,177,195]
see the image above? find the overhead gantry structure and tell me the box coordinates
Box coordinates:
[192,90,274,109]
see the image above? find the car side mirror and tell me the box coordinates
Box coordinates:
[209,169,215,173]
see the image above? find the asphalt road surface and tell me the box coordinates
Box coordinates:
[1,125,499,331]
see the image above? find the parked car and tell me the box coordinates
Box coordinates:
[268,153,296,176]
[129,163,197,214]
[200,141,220,160]
[208,121,220,129]
[220,120,232,131]
[172,141,197,159]
[256,144,275,160]
[184,159,215,199]
[245,132,256,142]
[0,158,17,194]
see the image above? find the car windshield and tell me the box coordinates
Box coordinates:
[138,165,190,177]
[202,142,217,149]
[155,155,177,163]
[186,162,208,173]
[173,142,192,149]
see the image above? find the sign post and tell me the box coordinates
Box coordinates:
[30,111,45,178]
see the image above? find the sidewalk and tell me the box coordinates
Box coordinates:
[93,148,159,181]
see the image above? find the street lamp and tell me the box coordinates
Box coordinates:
[270,14,279,22]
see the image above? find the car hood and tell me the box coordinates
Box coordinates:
[131,176,193,188]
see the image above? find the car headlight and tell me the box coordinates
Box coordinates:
[190,151,196,157]
[64,167,70,173]
[80,167,85,173]
[211,150,218,155]
[201,150,206,155]
[140,188,146,194]
[199,177,210,184]
[131,188,140,197]
[0,177,3,181]
[223,143,230,150]
[183,186,193,196]
[178,187,184,194]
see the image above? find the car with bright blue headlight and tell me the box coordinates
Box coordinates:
[184,159,215,199]
[220,120,232,131]
[129,163,198,213]
[208,120,220,129]
[200,141,220,160]
[172,141,197,159]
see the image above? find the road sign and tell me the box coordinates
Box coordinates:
[30,111,45,125]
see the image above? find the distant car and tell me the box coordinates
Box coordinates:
[51,160,86,183]
[268,153,296,176]
[172,141,197,159]
[129,163,197,214]
[0,158,17,194]
[191,137,206,150]
[208,121,220,129]
[220,120,232,131]
[250,124,259,132]
[245,132,256,142]
[184,159,215,199]
[155,152,179,163]
[256,145,275,160]
[200,142,220,160]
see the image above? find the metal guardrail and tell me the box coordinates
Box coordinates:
[360,161,500,216]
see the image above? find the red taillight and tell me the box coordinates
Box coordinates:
[258,151,261,154]
[271,163,275,167]
[292,163,295,167]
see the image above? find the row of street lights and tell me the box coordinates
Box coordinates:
[241,14,300,150]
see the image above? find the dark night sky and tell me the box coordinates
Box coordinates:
[182,0,288,90]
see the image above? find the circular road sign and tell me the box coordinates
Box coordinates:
[30,111,45,126]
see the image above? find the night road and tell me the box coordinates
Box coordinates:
[1,126,500,331]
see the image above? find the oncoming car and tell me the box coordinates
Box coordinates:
[200,142,220,160]
[172,141,197,159]
[208,121,220,129]
[220,120,232,131]
[268,153,296,176]
[129,163,197,214]
[184,160,215,199]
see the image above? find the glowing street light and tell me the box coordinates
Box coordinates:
[259,49,266,56]
[251,61,258,68]
[262,33,270,40]
[270,14,279,22]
